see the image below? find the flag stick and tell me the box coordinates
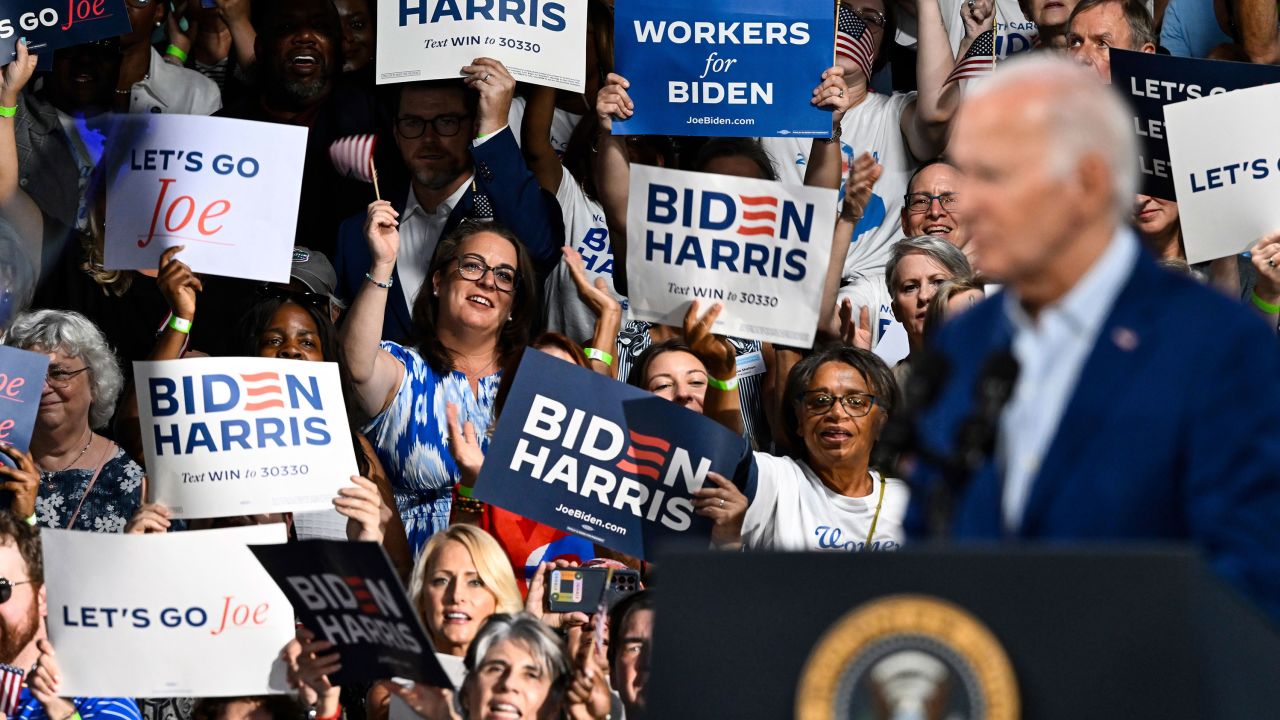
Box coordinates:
[369,155,382,201]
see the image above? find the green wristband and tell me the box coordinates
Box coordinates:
[167,313,192,335]
[165,44,188,63]
[0,106,16,119]
[457,484,475,499]
[583,347,613,367]
[1252,291,1280,315]
[707,375,739,391]
[24,513,36,526]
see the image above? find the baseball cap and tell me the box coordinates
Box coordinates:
[290,247,337,296]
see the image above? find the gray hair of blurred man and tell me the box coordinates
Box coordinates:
[962,54,1139,222]
[5,310,124,429]
[885,236,974,295]
[464,613,573,696]
[1068,0,1157,48]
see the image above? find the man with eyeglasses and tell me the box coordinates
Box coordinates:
[0,513,141,720]
[901,160,971,262]
[333,65,564,342]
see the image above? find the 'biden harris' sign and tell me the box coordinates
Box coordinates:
[626,165,837,347]
[377,0,587,91]
[613,0,835,137]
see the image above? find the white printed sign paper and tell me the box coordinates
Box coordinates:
[104,114,307,282]
[626,165,837,346]
[1165,83,1280,264]
[376,0,587,91]
[44,525,293,698]
[134,357,358,519]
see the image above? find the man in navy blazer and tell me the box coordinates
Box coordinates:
[905,56,1280,624]
[334,59,563,343]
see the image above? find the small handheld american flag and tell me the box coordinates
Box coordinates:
[328,134,382,200]
[0,664,23,717]
[946,28,997,84]
[837,4,877,85]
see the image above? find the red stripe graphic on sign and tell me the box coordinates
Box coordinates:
[627,446,666,465]
[627,431,671,452]
[617,460,660,480]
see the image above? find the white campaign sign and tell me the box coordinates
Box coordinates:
[103,114,307,282]
[134,357,358,519]
[44,525,294,698]
[376,0,587,91]
[626,165,837,346]
[1165,83,1280,264]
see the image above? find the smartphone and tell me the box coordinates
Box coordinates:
[547,567,640,614]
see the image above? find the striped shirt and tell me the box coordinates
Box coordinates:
[12,688,141,720]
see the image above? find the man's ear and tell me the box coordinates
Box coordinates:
[1141,42,1157,54]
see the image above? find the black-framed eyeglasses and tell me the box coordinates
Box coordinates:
[255,285,331,313]
[0,578,33,604]
[395,114,472,139]
[46,365,90,389]
[905,192,959,214]
[855,8,887,28]
[454,254,517,293]
[798,391,879,417]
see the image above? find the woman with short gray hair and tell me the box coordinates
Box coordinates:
[884,236,974,379]
[2,310,143,532]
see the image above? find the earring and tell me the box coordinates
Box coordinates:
[433,288,439,297]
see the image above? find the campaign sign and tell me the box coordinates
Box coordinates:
[44,524,293,697]
[0,346,48,469]
[473,349,750,559]
[613,0,835,137]
[134,357,357,519]
[376,0,587,91]
[626,164,837,347]
[102,114,306,283]
[1166,83,1280,264]
[0,0,131,62]
[1110,49,1280,201]
[250,540,452,687]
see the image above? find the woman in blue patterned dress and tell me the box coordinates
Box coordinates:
[342,202,539,555]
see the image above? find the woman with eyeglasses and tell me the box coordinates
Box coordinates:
[0,310,142,533]
[342,201,539,556]
[735,344,907,552]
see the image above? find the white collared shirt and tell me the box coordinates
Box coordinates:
[394,128,508,309]
[128,47,222,116]
[999,229,1140,531]
[397,176,472,310]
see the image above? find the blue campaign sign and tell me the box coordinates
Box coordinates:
[0,346,49,469]
[613,0,835,138]
[474,348,750,559]
[0,0,132,62]
[1110,49,1280,201]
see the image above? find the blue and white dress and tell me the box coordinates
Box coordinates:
[364,341,499,556]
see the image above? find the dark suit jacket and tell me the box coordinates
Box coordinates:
[333,126,563,343]
[907,248,1280,624]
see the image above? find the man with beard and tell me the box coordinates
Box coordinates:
[0,514,141,720]
[217,0,390,258]
[332,64,565,342]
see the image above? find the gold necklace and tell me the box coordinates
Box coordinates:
[42,431,94,476]
[863,473,887,551]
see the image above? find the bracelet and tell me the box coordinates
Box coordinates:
[364,272,393,289]
[1252,290,1280,314]
[314,705,341,720]
[707,375,739,391]
[583,347,614,367]
[24,513,36,527]
[167,313,192,335]
[165,44,188,63]
[0,106,15,119]
[457,483,475,499]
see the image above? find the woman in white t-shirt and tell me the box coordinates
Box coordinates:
[740,344,908,551]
